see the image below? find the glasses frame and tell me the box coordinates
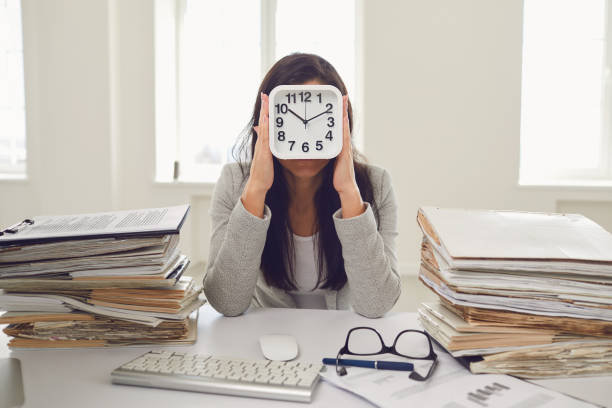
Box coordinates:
[335,326,438,381]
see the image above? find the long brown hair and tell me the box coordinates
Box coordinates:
[233,53,377,291]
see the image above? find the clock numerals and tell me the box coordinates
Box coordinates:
[299,92,311,103]
[316,140,323,151]
[317,93,322,103]
[325,103,333,113]
[276,117,284,127]
[275,103,288,114]
[278,130,285,141]
[288,140,296,151]
[302,142,309,153]
[286,92,313,104]
[327,117,335,127]
[325,130,333,141]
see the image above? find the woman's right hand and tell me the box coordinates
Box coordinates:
[241,93,274,218]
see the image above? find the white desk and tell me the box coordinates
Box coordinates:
[1,305,610,407]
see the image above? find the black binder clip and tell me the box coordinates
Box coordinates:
[0,219,34,236]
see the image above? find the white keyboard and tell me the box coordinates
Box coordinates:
[111,350,324,403]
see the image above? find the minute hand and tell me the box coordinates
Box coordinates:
[305,109,332,124]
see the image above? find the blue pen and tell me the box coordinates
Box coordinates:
[322,358,414,371]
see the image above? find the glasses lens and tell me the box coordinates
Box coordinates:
[347,328,383,355]
[394,331,430,358]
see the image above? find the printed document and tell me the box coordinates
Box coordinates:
[319,351,594,407]
[0,205,189,244]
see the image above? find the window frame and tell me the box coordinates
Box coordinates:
[155,0,363,185]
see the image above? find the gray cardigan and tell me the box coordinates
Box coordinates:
[203,162,401,318]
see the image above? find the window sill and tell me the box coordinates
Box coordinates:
[518,179,612,191]
[0,175,29,184]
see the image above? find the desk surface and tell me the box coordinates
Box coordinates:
[1,305,610,407]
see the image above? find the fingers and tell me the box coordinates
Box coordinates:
[254,93,273,160]
[255,93,269,145]
[261,93,269,117]
[341,95,351,155]
[257,92,265,126]
[259,93,269,142]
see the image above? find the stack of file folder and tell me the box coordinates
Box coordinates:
[0,205,205,348]
[416,207,612,378]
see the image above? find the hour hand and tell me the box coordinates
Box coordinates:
[287,108,307,124]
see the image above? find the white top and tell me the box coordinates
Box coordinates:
[290,233,327,309]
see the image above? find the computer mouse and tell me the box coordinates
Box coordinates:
[259,334,299,361]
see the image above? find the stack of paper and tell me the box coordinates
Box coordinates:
[0,205,205,348]
[416,207,612,378]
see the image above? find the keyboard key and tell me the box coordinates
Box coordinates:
[269,376,285,385]
[240,373,256,382]
[283,377,299,386]
[298,373,319,387]
[227,373,241,381]
[254,375,269,384]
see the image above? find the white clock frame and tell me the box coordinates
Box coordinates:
[268,84,343,160]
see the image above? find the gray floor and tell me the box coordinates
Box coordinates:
[390,275,438,313]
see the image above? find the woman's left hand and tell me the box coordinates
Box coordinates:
[333,95,365,218]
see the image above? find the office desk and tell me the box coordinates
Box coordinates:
[1,305,610,407]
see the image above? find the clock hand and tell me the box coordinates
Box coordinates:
[304,108,332,124]
[304,102,307,129]
[287,108,307,124]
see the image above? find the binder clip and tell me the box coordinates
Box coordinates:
[0,219,34,236]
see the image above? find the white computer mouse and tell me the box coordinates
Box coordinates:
[259,334,299,361]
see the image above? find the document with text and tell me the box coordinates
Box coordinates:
[320,352,595,407]
[0,205,190,244]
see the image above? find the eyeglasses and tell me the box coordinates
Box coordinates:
[335,327,438,381]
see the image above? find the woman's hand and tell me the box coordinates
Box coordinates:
[241,93,274,218]
[333,95,365,218]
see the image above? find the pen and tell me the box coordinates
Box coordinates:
[322,358,414,371]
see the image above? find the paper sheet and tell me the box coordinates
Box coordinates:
[0,205,189,244]
[320,352,595,407]
[419,207,612,262]
[419,272,612,321]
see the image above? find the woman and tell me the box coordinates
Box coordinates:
[203,53,400,318]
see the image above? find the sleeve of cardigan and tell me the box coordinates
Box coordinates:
[332,168,401,318]
[203,164,272,317]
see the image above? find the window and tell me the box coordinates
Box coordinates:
[520,0,612,186]
[275,0,356,108]
[156,0,357,183]
[0,0,26,178]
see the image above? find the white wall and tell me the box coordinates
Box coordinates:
[1,0,611,274]
[1,0,115,221]
[362,0,612,270]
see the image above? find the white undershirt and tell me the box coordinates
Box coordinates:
[289,233,327,309]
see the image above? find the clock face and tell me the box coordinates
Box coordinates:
[268,84,343,160]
